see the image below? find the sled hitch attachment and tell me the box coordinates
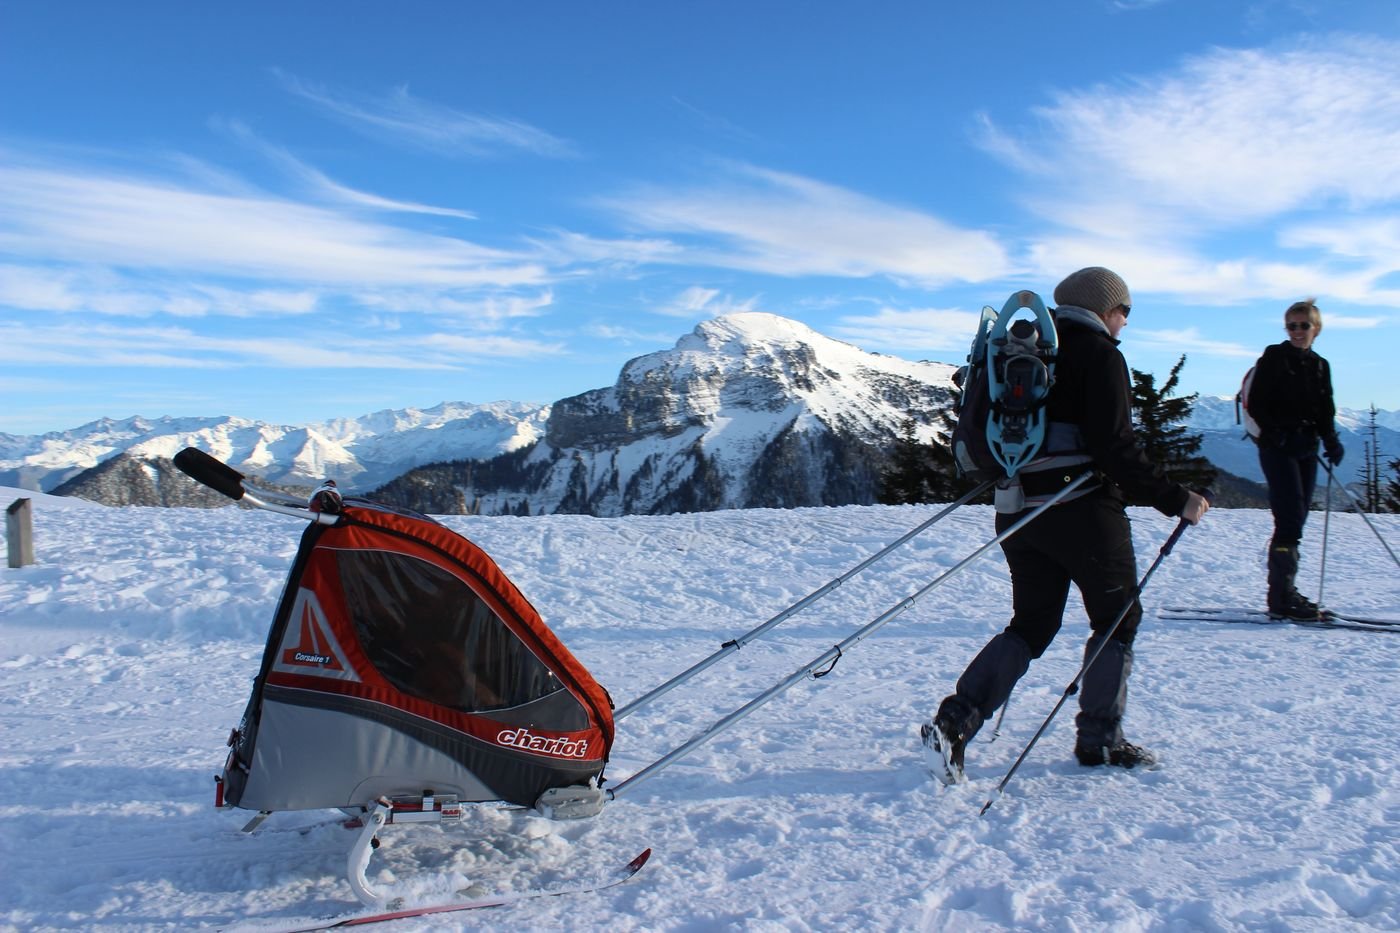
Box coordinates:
[536,782,607,820]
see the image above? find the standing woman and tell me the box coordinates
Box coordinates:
[1247,299,1344,620]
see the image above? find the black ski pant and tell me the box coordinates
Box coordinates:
[1258,437,1318,551]
[941,492,1141,749]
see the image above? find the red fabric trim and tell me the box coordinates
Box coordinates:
[266,674,607,763]
[273,504,614,758]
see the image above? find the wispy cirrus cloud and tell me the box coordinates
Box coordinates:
[213,118,478,220]
[981,35,1400,307]
[980,36,1400,230]
[0,321,562,371]
[1129,326,1261,359]
[0,264,320,318]
[652,285,758,319]
[274,69,576,159]
[0,156,548,294]
[829,306,986,354]
[598,162,1014,287]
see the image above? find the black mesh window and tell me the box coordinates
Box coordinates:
[336,548,560,712]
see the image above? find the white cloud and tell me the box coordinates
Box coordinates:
[1129,326,1261,359]
[653,285,758,319]
[214,118,478,220]
[0,265,321,318]
[829,306,986,354]
[274,70,576,159]
[354,289,555,324]
[0,160,548,291]
[981,34,1400,309]
[1323,314,1386,330]
[980,37,1400,231]
[599,162,1013,286]
[0,321,562,371]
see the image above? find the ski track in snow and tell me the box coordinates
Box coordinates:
[2,487,1398,931]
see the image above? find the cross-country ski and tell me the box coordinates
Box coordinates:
[247,848,652,933]
[1160,606,1400,633]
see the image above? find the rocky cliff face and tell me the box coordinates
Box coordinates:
[50,453,314,508]
[372,313,958,516]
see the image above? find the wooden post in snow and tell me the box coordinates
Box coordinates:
[6,498,34,568]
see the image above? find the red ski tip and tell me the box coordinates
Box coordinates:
[627,848,653,873]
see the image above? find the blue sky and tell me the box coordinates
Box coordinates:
[3,0,1399,435]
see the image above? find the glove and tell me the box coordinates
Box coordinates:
[1323,437,1344,467]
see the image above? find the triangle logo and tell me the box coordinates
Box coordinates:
[272,588,361,682]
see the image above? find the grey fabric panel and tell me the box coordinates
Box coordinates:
[238,699,497,811]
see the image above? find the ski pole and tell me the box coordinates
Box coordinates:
[1317,455,1400,571]
[607,472,1094,801]
[1318,468,1332,611]
[980,493,1208,816]
[614,479,996,722]
[987,689,1012,744]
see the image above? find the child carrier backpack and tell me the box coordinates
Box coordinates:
[951,290,1059,480]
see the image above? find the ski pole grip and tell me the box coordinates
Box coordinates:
[1162,487,1213,555]
[173,447,247,501]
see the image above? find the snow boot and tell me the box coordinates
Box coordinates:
[1074,634,1133,753]
[1074,740,1158,769]
[922,695,979,786]
[1266,545,1320,620]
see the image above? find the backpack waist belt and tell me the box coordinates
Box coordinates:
[1018,464,1102,498]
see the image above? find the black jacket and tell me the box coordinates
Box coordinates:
[1248,341,1338,446]
[1046,312,1190,518]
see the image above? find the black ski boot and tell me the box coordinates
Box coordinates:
[1075,741,1158,769]
[1266,545,1322,620]
[1269,590,1323,622]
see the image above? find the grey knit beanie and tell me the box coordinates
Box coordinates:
[1053,267,1131,317]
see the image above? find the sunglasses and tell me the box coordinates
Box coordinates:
[1118,304,1131,319]
[1286,321,1313,332]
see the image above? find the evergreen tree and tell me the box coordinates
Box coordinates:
[878,408,981,506]
[1129,354,1218,490]
[879,418,932,505]
[925,404,980,502]
[1385,457,1400,514]
[1358,405,1381,512]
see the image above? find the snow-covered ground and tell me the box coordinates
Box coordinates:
[2,486,1398,931]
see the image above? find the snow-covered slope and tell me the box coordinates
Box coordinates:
[2,487,1397,930]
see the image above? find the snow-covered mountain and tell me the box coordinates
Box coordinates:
[7,312,1395,515]
[373,313,958,516]
[1186,395,1400,489]
[0,402,550,494]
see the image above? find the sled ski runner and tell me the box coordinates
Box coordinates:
[1160,607,1400,633]
[250,848,652,933]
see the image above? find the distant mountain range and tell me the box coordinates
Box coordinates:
[4,312,1395,514]
[0,401,548,495]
